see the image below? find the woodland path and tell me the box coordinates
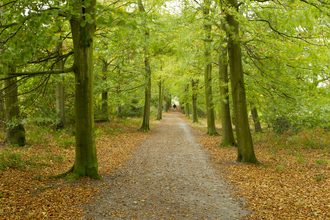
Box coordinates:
[82,110,250,219]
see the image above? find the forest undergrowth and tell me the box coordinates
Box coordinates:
[0,118,154,219]
[187,116,330,219]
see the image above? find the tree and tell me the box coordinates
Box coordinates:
[156,76,164,120]
[100,61,109,121]
[64,0,101,179]
[203,0,218,135]
[55,41,67,129]
[4,67,26,146]
[226,0,259,164]
[192,79,199,123]
[218,20,235,146]
[251,102,262,133]
[185,84,190,118]
[138,0,152,131]
[0,82,5,131]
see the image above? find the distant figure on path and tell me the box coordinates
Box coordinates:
[173,104,177,111]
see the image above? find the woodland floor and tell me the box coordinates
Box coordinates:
[82,109,250,219]
[1,109,330,219]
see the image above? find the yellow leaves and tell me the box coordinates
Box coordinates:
[54,32,61,37]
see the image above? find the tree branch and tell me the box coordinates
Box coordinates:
[1,67,74,80]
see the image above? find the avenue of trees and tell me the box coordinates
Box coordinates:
[1,0,330,178]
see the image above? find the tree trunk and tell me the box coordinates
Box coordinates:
[227,0,259,164]
[185,84,190,118]
[192,79,198,123]
[4,67,26,146]
[56,51,67,128]
[55,24,67,129]
[116,86,121,115]
[156,78,162,120]
[219,29,235,146]
[203,0,218,135]
[138,0,151,131]
[101,64,109,121]
[251,102,262,133]
[0,83,5,131]
[68,0,101,179]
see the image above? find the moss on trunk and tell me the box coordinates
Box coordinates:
[251,102,262,133]
[204,0,218,135]
[227,0,259,164]
[68,0,101,179]
[0,83,5,131]
[4,67,26,146]
[219,30,236,146]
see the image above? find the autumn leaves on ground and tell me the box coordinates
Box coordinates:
[0,118,153,219]
[1,113,330,219]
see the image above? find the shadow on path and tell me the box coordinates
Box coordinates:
[82,111,251,219]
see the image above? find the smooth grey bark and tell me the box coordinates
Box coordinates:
[219,32,235,146]
[4,67,26,146]
[192,79,198,123]
[156,78,163,120]
[138,0,151,131]
[227,0,259,164]
[203,0,218,135]
[66,0,100,179]
[251,102,262,133]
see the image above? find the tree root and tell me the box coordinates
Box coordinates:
[221,140,237,147]
[49,165,74,179]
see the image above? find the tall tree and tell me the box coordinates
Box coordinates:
[138,0,152,131]
[203,0,218,135]
[226,0,259,164]
[192,79,199,123]
[101,62,109,121]
[65,0,101,179]
[56,42,67,129]
[218,25,235,146]
[185,84,190,118]
[0,82,4,131]
[251,102,262,133]
[4,66,26,146]
[156,77,163,120]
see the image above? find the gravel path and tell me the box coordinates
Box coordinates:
[82,111,251,219]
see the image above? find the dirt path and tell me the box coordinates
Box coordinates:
[82,111,250,219]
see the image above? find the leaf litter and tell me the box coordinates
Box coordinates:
[0,118,152,219]
[186,118,330,219]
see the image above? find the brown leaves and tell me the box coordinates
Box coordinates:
[0,118,152,219]
[187,118,330,219]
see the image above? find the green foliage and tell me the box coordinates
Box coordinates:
[271,116,297,135]
[275,163,285,172]
[118,99,144,118]
[297,154,305,164]
[315,159,328,167]
[0,150,63,171]
[315,174,325,182]
[0,152,26,171]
